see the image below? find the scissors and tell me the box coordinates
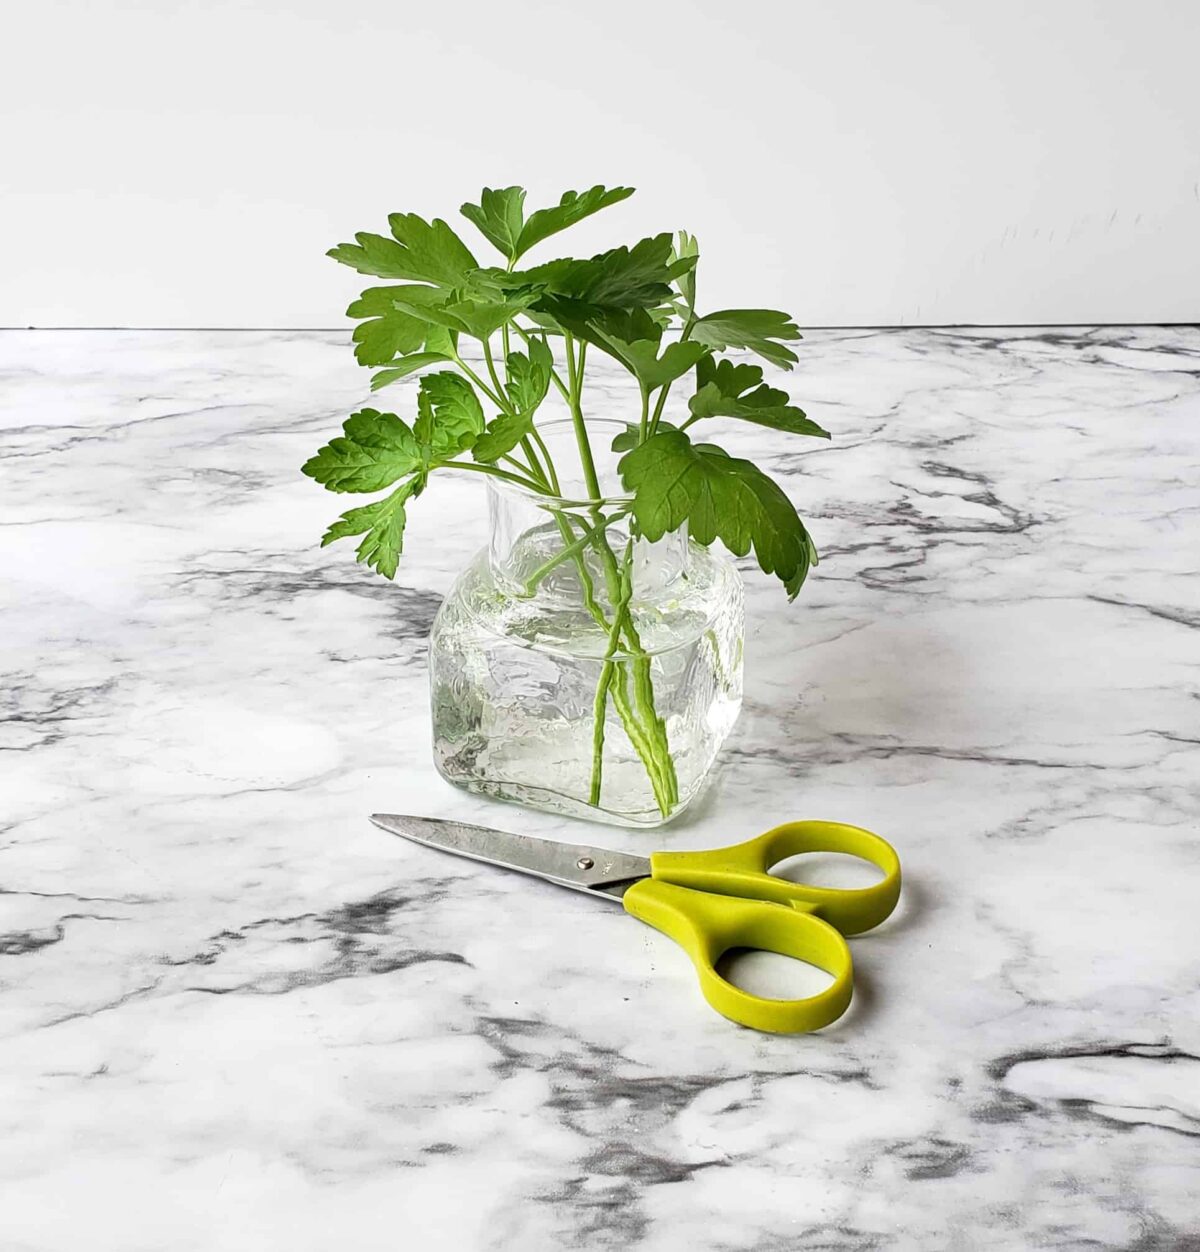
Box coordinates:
[370,814,901,1034]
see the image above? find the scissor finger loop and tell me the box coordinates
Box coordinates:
[648,819,902,935]
[623,878,855,1034]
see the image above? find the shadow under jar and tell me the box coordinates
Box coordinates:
[429,418,745,828]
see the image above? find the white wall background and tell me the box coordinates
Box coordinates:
[4,0,1199,328]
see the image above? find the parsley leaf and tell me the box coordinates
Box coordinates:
[302,409,423,493]
[303,373,483,493]
[537,302,705,388]
[385,213,479,285]
[538,303,656,365]
[689,309,803,370]
[472,411,534,464]
[422,325,459,357]
[673,231,699,315]
[368,325,458,386]
[610,422,651,454]
[370,352,454,391]
[618,428,818,598]
[489,234,697,315]
[460,186,527,260]
[688,356,829,438]
[622,339,709,391]
[551,234,695,308]
[504,337,552,416]
[320,479,421,579]
[352,317,425,368]
[513,185,634,260]
[345,286,431,366]
[414,372,485,459]
[392,288,541,340]
[327,233,413,281]
[328,215,478,287]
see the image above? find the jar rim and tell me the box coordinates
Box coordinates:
[486,416,635,511]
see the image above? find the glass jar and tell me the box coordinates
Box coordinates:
[429,419,744,827]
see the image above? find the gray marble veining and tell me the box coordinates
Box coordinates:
[1,327,1198,1250]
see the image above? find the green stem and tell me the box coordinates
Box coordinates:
[482,338,507,403]
[564,333,603,502]
[552,513,608,627]
[613,546,676,815]
[519,508,628,597]
[589,601,630,806]
[448,460,544,494]
[520,437,552,489]
[617,552,678,810]
[488,331,558,489]
[647,383,671,437]
[451,350,507,411]
[565,338,678,811]
[529,427,561,494]
[576,517,678,814]
[550,513,665,809]
[589,662,614,806]
[519,334,677,816]
[500,452,545,486]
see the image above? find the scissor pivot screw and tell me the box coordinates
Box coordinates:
[576,856,595,870]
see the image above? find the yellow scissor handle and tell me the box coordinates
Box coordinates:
[622,879,853,1033]
[647,820,901,936]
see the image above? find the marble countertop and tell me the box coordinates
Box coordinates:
[2,327,1198,1250]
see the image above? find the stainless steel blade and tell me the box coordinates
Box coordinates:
[370,813,650,901]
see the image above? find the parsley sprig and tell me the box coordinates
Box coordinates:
[304,185,829,813]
